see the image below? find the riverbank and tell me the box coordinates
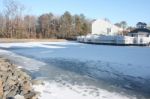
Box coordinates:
[0,58,39,99]
[0,38,66,43]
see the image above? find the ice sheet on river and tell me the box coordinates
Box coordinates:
[0,41,150,99]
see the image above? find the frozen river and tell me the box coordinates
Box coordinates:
[0,41,150,99]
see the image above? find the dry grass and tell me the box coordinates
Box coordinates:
[0,38,66,43]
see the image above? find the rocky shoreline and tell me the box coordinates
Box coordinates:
[0,58,39,99]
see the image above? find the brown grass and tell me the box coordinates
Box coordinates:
[0,38,66,43]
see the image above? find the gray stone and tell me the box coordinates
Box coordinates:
[24,92,36,99]
[32,80,44,85]
[0,80,3,99]
[0,64,8,71]
[6,87,18,98]
[22,81,32,95]
[0,58,37,99]
[6,97,15,99]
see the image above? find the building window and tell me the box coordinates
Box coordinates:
[107,28,111,34]
[132,34,134,37]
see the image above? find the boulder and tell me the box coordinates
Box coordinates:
[24,92,36,99]
[0,80,3,99]
[0,58,38,99]
[32,80,44,85]
[0,63,8,71]
[22,81,32,94]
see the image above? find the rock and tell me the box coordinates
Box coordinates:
[32,80,44,85]
[24,92,36,99]
[0,58,38,99]
[0,63,8,71]
[22,81,32,94]
[7,79,17,86]
[6,97,15,99]
[0,80,3,99]
[18,71,31,81]
[31,95,38,99]
[6,86,18,98]
[2,75,8,83]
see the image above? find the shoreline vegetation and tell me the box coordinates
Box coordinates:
[0,0,91,40]
[0,58,42,99]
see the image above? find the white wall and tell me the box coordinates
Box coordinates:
[128,32,149,37]
[92,19,122,35]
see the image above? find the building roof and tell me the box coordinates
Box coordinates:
[129,28,150,33]
[136,22,147,26]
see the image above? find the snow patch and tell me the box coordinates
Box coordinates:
[0,42,67,49]
[33,81,136,99]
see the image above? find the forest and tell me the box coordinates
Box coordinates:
[0,0,92,39]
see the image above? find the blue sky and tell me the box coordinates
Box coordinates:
[0,0,150,26]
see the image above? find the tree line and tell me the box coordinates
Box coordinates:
[0,0,91,39]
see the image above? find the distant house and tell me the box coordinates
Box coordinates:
[128,22,150,37]
[77,21,150,45]
[92,19,123,35]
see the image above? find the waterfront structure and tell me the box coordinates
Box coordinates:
[92,19,123,35]
[128,22,150,37]
[77,21,150,46]
[127,22,150,45]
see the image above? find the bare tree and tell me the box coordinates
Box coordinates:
[37,13,54,38]
[1,0,92,39]
[0,13,5,37]
[3,0,25,38]
[24,15,37,38]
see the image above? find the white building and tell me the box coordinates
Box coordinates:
[77,21,150,46]
[92,19,123,35]
[128,22,150,37]
[127,22,150,45]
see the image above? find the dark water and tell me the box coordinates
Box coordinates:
[0,42,150,98]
